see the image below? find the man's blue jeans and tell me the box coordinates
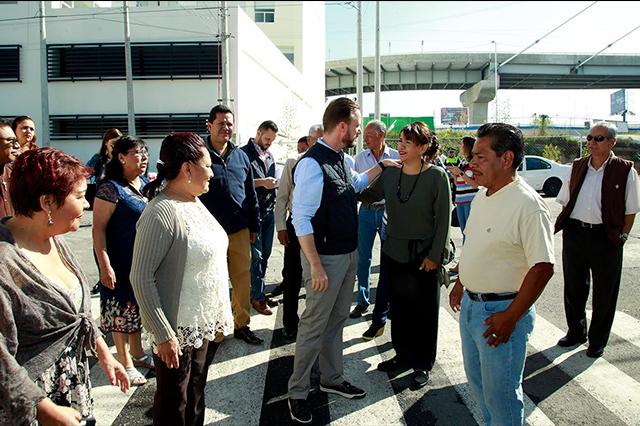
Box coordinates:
[459,292,535,426]
[250,210,275,302]
[355,206,385,308]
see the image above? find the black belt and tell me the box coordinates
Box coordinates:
[466,290,517,302]
[569,218,603,229]
[361,203,385,211]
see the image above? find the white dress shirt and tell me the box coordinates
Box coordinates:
[556,155,640,224]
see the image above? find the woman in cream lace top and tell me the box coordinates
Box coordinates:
[130,132,233,426]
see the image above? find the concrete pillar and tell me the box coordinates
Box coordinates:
[460,78,496,125]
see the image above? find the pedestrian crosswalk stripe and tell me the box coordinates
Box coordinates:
[334,319,407,425]
[587,309,640,349]
[529,315,640,425]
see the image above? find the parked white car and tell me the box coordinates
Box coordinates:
[517,155,571,197]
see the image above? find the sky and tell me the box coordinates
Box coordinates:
[324,1,640,127]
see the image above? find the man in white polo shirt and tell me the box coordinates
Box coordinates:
[449,123,555,426]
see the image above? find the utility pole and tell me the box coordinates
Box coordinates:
[374,1,381,120]
[124,1,136,134]
[492,40,498,122]
[39,2,50,146]
[356,0,363,153]
[220,0,230,106]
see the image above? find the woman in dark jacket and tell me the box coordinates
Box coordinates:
[361,122,451,389]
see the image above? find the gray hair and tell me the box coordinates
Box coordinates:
[366,119,387,136]
[308,124,323,136]
[591,121,617,139]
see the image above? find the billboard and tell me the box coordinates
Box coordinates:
[440,107,469,125]
[610,89,627,115]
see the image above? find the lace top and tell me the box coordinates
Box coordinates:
[174,199,233,349]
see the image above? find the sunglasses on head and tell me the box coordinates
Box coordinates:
[586,134,608,142]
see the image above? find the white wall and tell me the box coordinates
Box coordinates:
[234,6,323,161]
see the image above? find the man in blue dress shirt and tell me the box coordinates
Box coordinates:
[286,97,398,424]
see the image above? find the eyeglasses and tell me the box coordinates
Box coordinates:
[0,137,19,148]
[586,134,608,143]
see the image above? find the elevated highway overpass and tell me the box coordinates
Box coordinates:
[325,53,640,123]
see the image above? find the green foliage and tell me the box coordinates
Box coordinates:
[542,144,561,162]
[531,113,552,136]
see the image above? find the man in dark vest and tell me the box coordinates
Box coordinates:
[555,121,639,358]
[286,97,399,424]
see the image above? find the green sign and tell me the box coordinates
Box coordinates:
[364,115,435,133]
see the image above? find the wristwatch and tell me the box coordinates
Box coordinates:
[378,161,386,171]
[620,232,629,243]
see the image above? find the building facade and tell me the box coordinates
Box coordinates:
[0,0,325,165]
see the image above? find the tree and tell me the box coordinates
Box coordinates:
[531,113,552,136]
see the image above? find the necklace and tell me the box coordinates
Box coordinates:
[396,161,425,203]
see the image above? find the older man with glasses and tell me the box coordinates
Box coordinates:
[554,121,640,358]
[0,118,20,217]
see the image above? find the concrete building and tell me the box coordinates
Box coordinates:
[0,1,325,166]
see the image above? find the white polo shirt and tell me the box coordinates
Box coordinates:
[460,177,555,294]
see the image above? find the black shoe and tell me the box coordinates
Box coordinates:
[362,324,384,340]
[411,370,429,389]
[378,356,410,373]
[349,304,368,319]
[288,398,312,424]
[557,334,587,347]
[320,381,366,399]
[91,282,100,295]
[282,327,297,342]
[233,326,263,345]
[266,297,279,308]
[269,284,284,298]
[586,345,604,358]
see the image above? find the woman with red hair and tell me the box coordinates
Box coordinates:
[0,147,129,425]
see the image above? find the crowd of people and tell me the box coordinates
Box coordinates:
[0,97,638,426]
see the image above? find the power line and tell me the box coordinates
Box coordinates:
[0,2,347,24]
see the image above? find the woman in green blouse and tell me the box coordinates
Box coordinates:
[361,122,451,389]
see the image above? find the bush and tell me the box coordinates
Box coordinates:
[542,144,561,162]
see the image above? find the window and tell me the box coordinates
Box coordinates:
[49,113,209,140]
[47,42,221,81]
[255,8,275,23]
[525,157,551,171]
[279,46,295,65]
[0,45,20,82]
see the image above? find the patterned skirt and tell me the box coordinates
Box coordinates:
[100,296,142,334]
[35,339,94,418]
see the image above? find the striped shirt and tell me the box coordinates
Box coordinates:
[454,163,478,205]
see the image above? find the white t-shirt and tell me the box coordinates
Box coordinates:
[460,177,555,294]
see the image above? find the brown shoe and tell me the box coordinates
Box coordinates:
[252,299,273,315]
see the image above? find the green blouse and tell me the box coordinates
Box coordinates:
[361,165,451,264]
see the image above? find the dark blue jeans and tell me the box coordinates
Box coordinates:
[250,210,275,301]
[355,206,385,307]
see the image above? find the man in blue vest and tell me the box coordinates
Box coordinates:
[286,97,399,424]
[241,120,279,316]
[555,122,639,358]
